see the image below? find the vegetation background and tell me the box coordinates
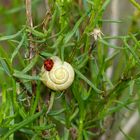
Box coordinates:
[0,0,140,140]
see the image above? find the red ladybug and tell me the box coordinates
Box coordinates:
[44,59,54,71]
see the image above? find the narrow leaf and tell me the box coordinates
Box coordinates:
[129,80,135,95]
[22,55,38,73]
[100,39,125,49]
[29,124,55,131]
[11,33,25,62]
[0,58,11,76]
[0,28,24,41]
[124,39,140,64]
[2,107,47,139]
[13,71,40,80]
[105,50,120,62]
[74,68,103,93]
[64,14,86,43]
[40,52,54,58]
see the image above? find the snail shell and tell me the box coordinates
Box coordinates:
[40,56,75,91]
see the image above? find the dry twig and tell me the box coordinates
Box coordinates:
[25,0,36,94]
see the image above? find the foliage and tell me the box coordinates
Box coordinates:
[0,0,140,139]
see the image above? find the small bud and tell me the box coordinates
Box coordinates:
[90,28,104,41]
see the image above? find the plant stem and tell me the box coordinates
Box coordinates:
[26,0,33,28]
[46,92,55,114]
[129,0,140,10]
[78,119,84,140]
[45,0,50,10]
[25,0,34,59]
[77,108,85,140]
[25,0,36,95]
[30,82,41,115]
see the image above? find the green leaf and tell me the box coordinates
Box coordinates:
[101,0,111,11]
[63,128,69,140]
[18,128,34,135]
[30,82,41,115]
[105,50,120,62]
[86,0,94,5]
[129,0,140,11]
[77,55,89,69]
[13,71,40,80]
[69,108,79,121]
[2,106,47,139]
[29,124,55,131]
[40,52,54,58]
[0,128,9,136]
[0,66,4,72]
[129,33,140,48]
[81,87,91,100]
[53,116,65,125]
[27,28,45,38]
[51,35,63,48]
[64,14,86,43]
[103,34,136,40]
[22,55,38,73]
[124,39,140,64]
[0,46,12,69]
[11,33,25,62]
[0,45,9,58]
[100,39,125,49]
[0,28,25,41]
[48,108,66,116]
[0,58,11,76]
[129,80,135,95]
[119,127,135,140]
[74,68,103,93]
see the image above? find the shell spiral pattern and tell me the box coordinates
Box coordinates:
[40,56,75,91]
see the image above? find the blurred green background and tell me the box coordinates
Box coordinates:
[0,0,140,140]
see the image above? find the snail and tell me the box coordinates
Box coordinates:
[40,56,75,91]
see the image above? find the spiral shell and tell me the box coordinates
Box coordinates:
[40,56,75,91]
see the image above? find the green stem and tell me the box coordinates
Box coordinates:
[129,0,140,10]
[46,92,55,114]
[78,109,85,140]
[30,82,41,115]
[78,119,84,140]
[61,93,70,128]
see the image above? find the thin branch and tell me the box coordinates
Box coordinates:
[25,0,34,59]
[45,0,50,11]
[26,0,33,27]
[25,0,36,94]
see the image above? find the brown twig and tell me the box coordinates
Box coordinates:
[25,0,34,59]
[25,0,36,94]
[26,0,33,27]
[45,0,50,11]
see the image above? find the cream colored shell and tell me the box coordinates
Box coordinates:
[40,56,75,91]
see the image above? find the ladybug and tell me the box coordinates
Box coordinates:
[44,59,54,71]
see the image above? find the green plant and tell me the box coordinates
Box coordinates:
[0,0,140,140]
